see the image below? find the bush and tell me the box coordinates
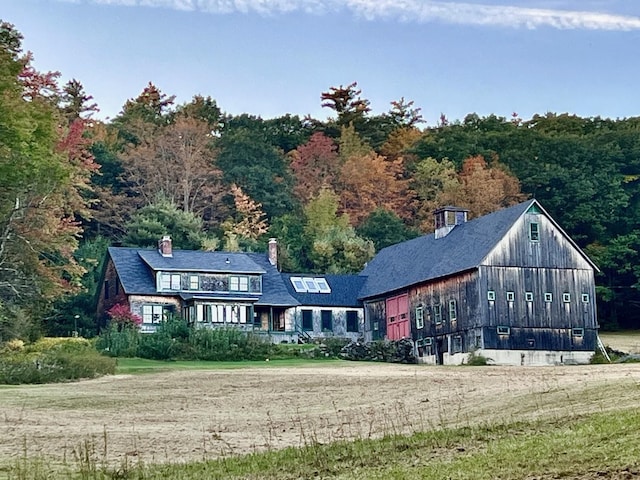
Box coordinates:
[95,324,139,357]
[0,337,116,384]
[465,349,491,366]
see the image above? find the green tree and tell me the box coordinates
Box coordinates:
[357,209,420,251]
[123,197,209,250]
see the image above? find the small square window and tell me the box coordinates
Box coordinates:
[415,307,424,329]
[373,321,379,331]
[487,290,496,301]
[497,326,510,335]
[525,292,534,302]
[572,328,584,337]
[581,293,590,303]
[189,275,199,290]
[506,291,515,302]
[544,293,553,303]
[423,337,433,346]
[563,293,571,303]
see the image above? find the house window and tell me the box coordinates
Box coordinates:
[487,290,496,301]
[161,273,181,290]
[229,276,249,292]
[582,293,590,303]
[302,310,313,331]
[415,307,424,329]
[346,311,358,333]
[189,275,199,290]
[525,292,534,302]
[142,305,165,324]
[452,336,463,353]
[506,291,515,302]
[321,310,333,331]
[563,293,571,303]
[433,305,442,325]
[529,222,540,242]
[449,300,457,321]
[544,293,553,303]
[497,326,510,335]
[572,328,584,337]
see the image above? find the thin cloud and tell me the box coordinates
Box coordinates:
[86,0,640,30]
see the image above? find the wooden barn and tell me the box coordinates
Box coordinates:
[358,199,599,366]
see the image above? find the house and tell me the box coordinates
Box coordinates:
[358,199,599,366]
[98,237,365,342]
[281,273,366,342]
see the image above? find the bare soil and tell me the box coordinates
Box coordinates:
[1,362,639,467]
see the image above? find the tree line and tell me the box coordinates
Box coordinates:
[1,21,640,339]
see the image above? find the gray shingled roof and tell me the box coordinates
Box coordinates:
[108,247,160,295]
[109,247,300,307]
[281,273,366,308]
[358,200,537,299]
[138,250,265,274]
[246,253,300,307]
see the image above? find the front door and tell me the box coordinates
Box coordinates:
[386,294,409,340]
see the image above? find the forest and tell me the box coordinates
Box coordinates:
[2,20,640,341]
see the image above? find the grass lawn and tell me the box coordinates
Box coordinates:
[599,330,640,353]
[115,356,344,374]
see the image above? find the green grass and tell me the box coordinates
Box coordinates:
[115,357,344,374]
[8,408,640,479]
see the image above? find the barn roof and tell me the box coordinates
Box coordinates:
[281,273,366,308]
[359,199,544,299]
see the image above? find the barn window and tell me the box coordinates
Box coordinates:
[497,326,510,335]
[433,305,442,324]
[422,337,433,346]
[506,291,515,302]
[529,222,540,242]
[346,311,358,333]
[544,292,553,303]
[373,321,379,331]
[525,292,534,302]
[415,307,424,329]
[189,275,199,290]
[563,293,571,303]
[452,336,463,353]
[449,300,457,321]
[572,328,584,337]
[321,310,333,331]
[487,290,496,301]
[581,293,590,303]
[302,309,313,331]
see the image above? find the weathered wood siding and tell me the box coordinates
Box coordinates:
[409,270,480,338]
[482,209,593,270]
[290,306,364,340]
[364,299,386,341]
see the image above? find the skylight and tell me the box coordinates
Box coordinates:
[289,276,331,294]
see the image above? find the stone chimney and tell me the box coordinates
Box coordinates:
[268,238,278,267]
[434,206,469,239]
[158,235,173,257]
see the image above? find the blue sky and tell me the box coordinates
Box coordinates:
[2,0,639,125]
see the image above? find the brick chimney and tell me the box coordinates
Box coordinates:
[158,235,173,257]
[434,207,468,239]
[268,238,278,267]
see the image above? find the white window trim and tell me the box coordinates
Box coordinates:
[415,307,424,329]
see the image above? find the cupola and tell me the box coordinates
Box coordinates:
[434,206,469,239]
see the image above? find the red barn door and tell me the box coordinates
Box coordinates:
[386,294,409,340]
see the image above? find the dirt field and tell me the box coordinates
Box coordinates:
[1,362,639,468]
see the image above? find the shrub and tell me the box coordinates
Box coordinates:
[107,303,142,330]
[0,337,116,384]
[466,349,491,366]
[96,324,139,357]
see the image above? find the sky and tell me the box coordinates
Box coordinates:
[2,0,639,125]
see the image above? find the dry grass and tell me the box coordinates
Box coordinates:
[1,362,639,471]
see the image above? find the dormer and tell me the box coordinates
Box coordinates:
[434,206,469,239]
